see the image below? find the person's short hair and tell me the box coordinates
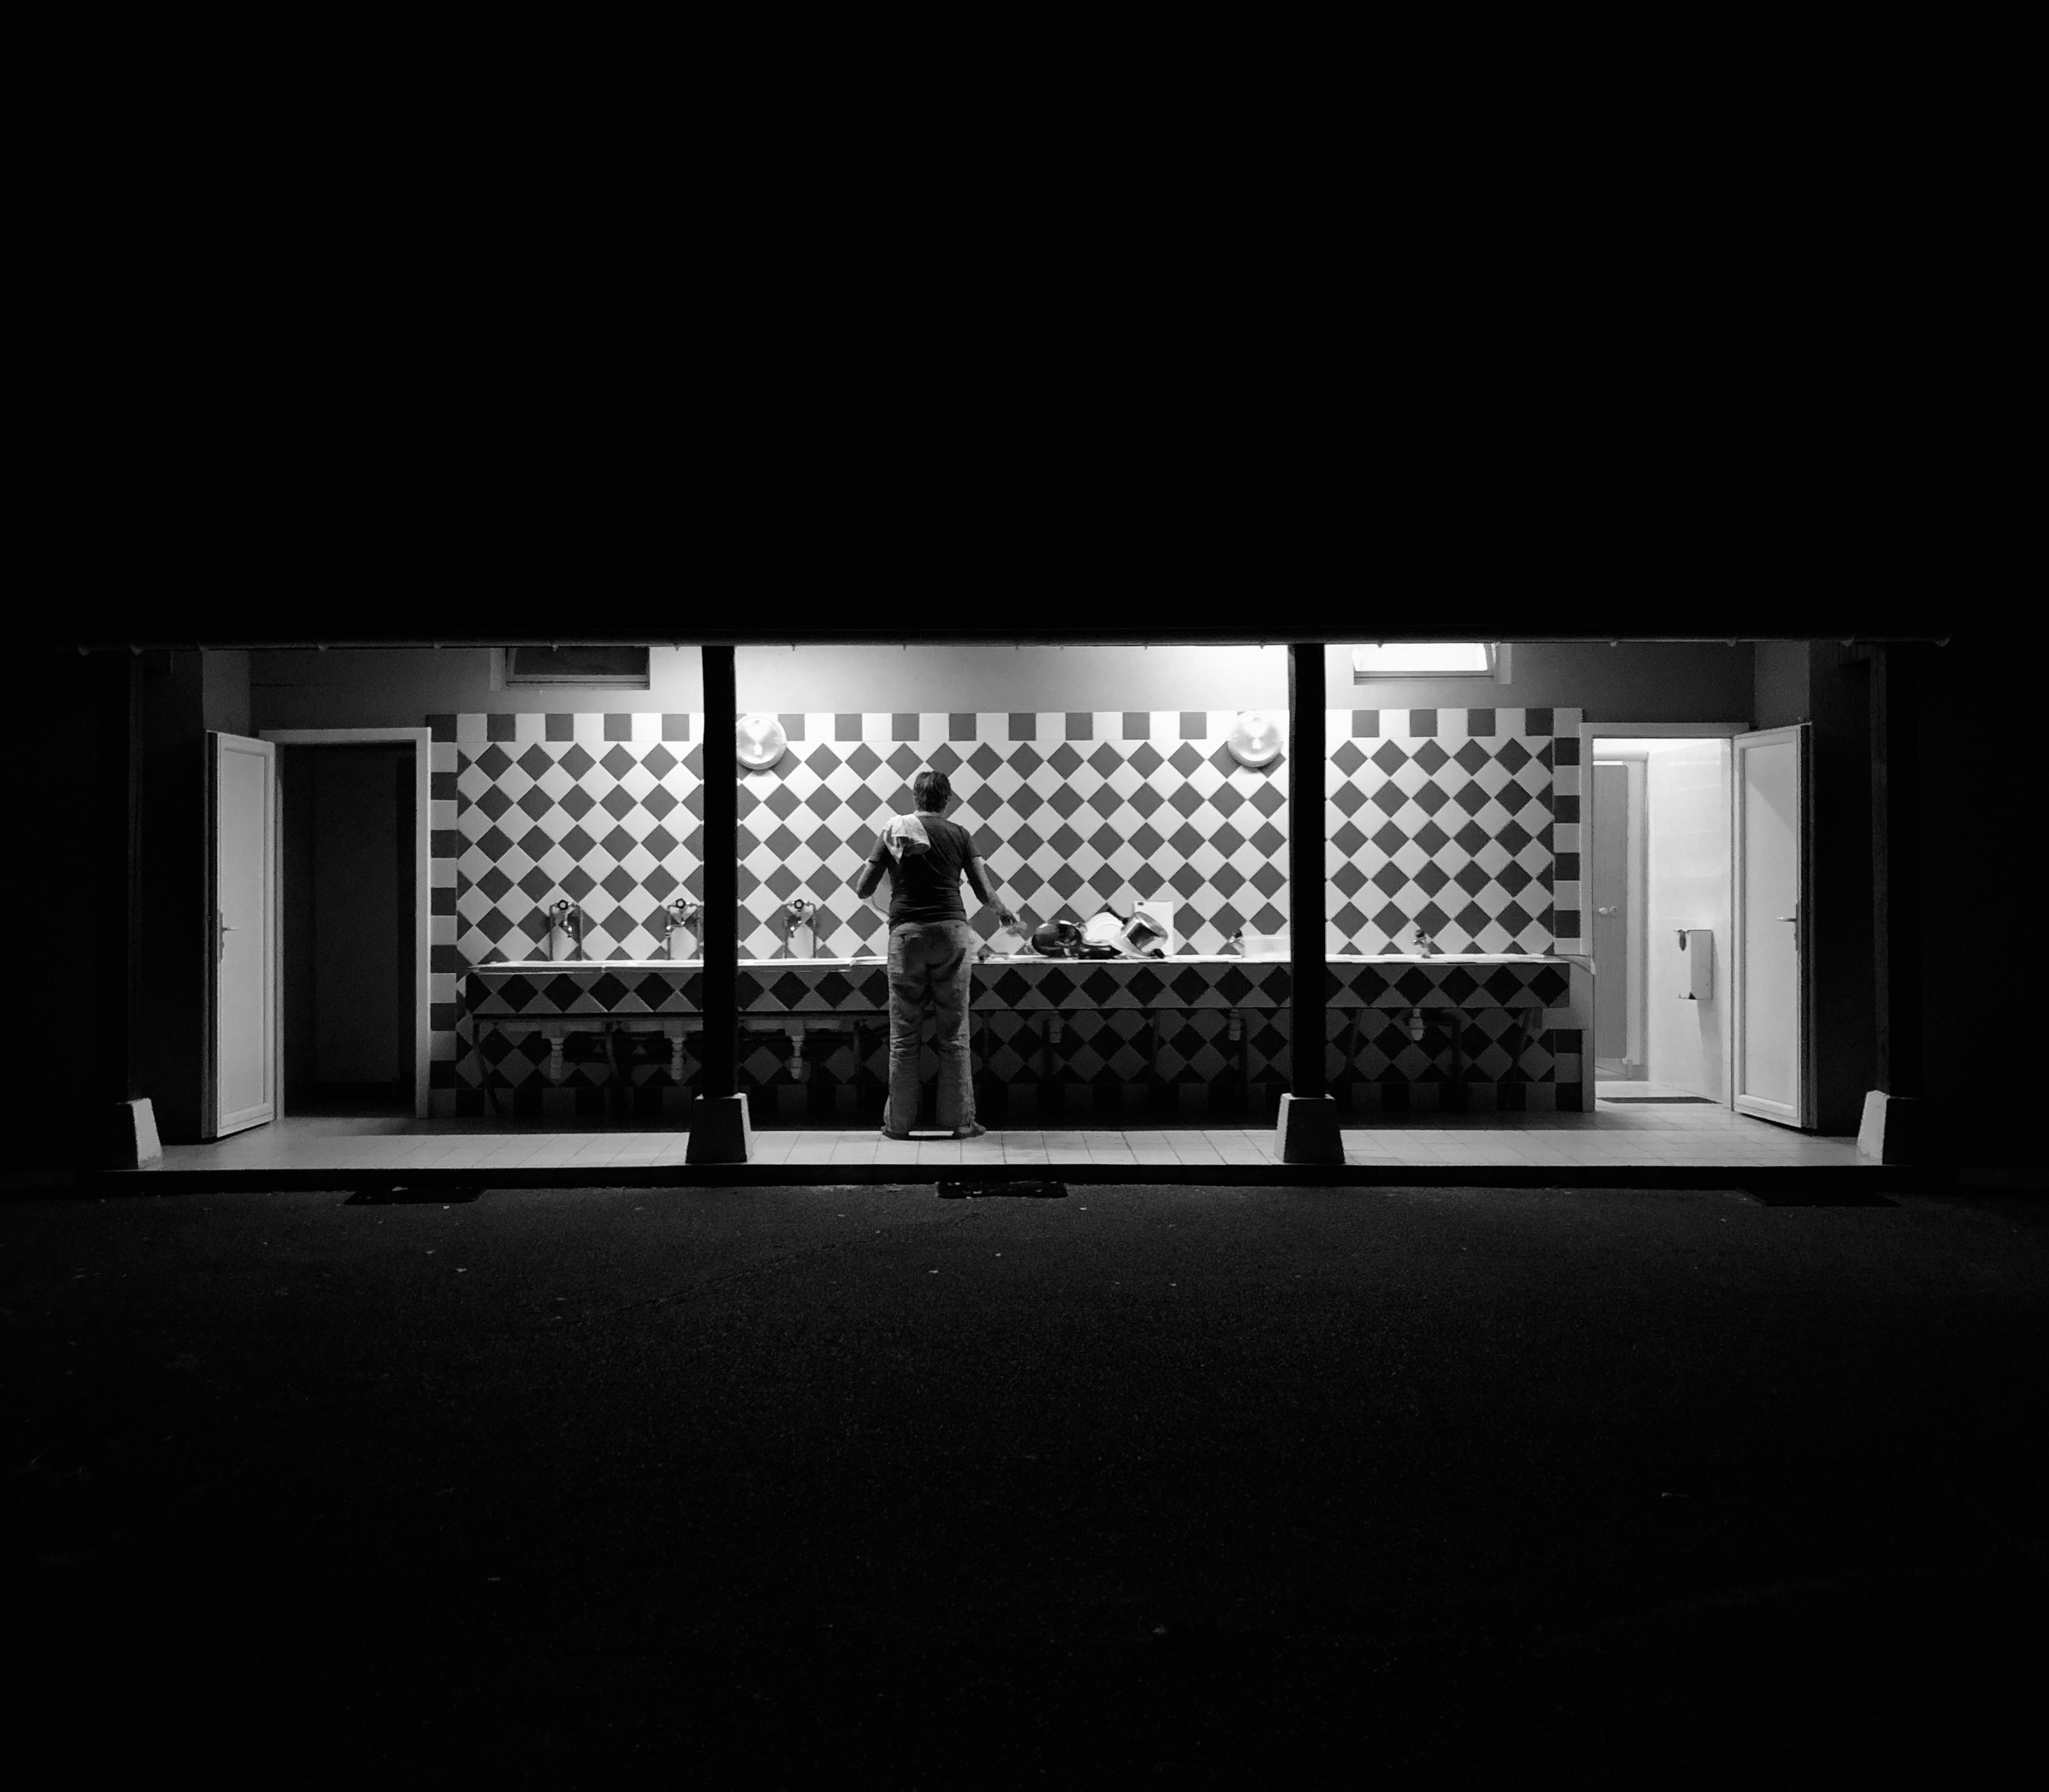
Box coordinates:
[912,769,951,812]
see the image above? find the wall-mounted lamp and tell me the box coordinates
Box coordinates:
[736,714,787,770]
[1225,712,1284,767]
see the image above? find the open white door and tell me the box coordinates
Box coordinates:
[1731,724,1810,1128]
[206,732,277,1138]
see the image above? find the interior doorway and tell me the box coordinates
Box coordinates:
[1582,727,1742,1107]
[265,729,432,1119]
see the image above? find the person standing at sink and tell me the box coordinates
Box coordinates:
[851,769,1020,1140]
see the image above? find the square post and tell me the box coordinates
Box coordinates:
[1859,642,1923,1164]
[688,644,750,1162]
[1279,641,1341,1163]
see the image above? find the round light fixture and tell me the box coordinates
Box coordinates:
[736,714,787,770]
[1225,711,1284,767]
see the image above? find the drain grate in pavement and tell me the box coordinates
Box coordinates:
[346,1184,484,1205]
[937,1180,1068,1200]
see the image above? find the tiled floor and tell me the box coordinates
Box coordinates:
[154,1084,1869,1175]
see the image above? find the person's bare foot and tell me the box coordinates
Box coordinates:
[954,1122,988,1140]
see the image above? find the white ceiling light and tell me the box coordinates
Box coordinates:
[1226,712,1284,767]
[736,714,787,770]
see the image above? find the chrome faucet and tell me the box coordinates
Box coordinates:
[784,897,819,959]
[549,898,585,961]
[1412,923,1441,957]
[660,900,700,961]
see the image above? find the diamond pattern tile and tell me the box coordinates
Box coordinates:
[431,708,1582,1113]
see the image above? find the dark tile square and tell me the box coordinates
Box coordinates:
[1526,707,1554,736]
[604,713,632,741]
[780,713,806,741]
[1123,711,1149,740]
[546,713,574,741]
[950,712,976,740]
[1009,713,1037,741]
[1066,712,1092,740]
[486,713,516,741]
[428,714,456,743]
[1180,711,1206,739]
[1555,794,1579,824]
[662,713,691,740]
[1466,707,1494,737]
[1409,708,1437,735]
[1554,735,1580,765]
[1555,852,1580,881]
[1352,711,1379,737]
[836,713,861,741]
[892,712,918,741]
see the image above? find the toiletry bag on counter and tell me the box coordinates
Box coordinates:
[1031,919,1084,958]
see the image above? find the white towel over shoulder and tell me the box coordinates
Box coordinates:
[880,812,932,862]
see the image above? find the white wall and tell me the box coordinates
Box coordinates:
[251,641,1758,730]
[252,645,1291,726]
[1638,738,1731,1100]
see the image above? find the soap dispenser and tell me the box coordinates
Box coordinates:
[784,897,818,960]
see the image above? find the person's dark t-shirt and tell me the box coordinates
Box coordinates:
[867,814,976,925]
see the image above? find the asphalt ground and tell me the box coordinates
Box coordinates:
[4,1179,2044,1788]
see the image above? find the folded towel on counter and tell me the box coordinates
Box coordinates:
[880,812,932,862]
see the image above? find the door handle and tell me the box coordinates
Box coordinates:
[1595,906,1618,916]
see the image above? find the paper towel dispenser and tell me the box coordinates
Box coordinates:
[1675,929,1714,1000]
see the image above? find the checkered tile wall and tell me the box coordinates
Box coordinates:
[426,707,1580,1109]
[1326,707,1582,957]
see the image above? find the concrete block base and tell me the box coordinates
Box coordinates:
[1276,1093,1345,1164]
[1857,1090,1924,1165]
[101,1099,163,1170]
[685,1093,753,1164]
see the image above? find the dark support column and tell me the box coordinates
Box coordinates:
[688,645,749,1159]
[1287,644,1326,1098]
[95,650,159,1167]
[1872,644,1921,1098]
[1278,644,1341,1162]
[93,653,141,1102]
[1860,643,1923,1160]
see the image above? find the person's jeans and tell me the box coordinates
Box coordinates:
[883,920,976,1135]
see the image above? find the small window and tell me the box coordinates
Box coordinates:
[1351,643,1504,681]
[505,644,651,687]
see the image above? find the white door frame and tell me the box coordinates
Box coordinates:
[1590,750,1649,1077]
[261,728,433,1120]
[1580,724,1747,1104]
[1731,723,1813,1129]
